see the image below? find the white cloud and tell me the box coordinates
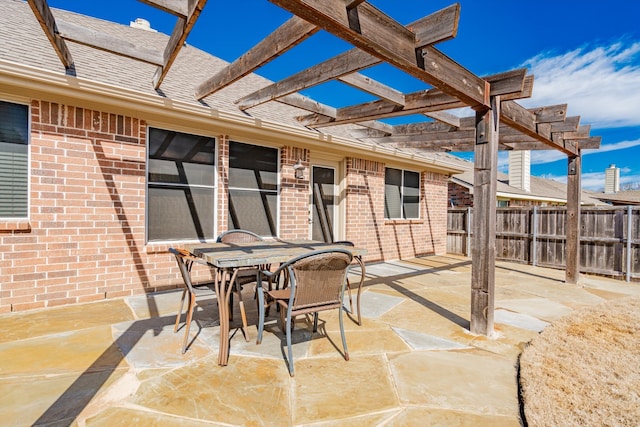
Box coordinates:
[519,40,640,128]
[519,138,640,167]
[582,138,640,154]
[540,169,640,191]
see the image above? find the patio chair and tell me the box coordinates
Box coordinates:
[170,247,217,354]
[256,248,353,376]
[333,240,362,325]
[216,229,264,341]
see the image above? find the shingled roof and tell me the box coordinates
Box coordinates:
[446,155,606,206]
[588,190,640,206]
[0,0,469,173]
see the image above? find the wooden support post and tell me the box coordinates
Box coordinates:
[532,206,538,266]
[627,206,633,282]
[565,153,581,284]
[471,96,499,336]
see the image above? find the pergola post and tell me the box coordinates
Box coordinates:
[471,96,500,335]
[565,153,582,284]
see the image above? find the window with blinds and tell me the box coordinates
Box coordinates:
[0,101,29,218]
[384,167,420,219]
[147,127,216,242]
[228,141,278,236]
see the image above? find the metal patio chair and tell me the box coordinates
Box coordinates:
[216,229,264,341]
[256,248,353,376]
[332,240,365,325]
[170,247,217,354]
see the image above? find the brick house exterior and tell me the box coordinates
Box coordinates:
[0,2,457,313]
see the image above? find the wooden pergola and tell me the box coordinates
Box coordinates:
[27,0,601,336]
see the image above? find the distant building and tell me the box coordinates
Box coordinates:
[589,190,640,206]
[604,164,620,194]
[447,154,605,207]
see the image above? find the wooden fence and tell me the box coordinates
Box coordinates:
[447,206,640,281]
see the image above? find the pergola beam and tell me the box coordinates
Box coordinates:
[26,0,74,70]
[356,120,395,134]
[532,104,568,123]
[345,0,367,9]
[500,100,578,156]
[337,73,405,105]
[56,20,165,66]
[276,93,337,117]
[195,16,318,99]
[237,48,380,110]
[299,69,528,127]
[573,136,601,150]
[269,0,490,109]
[382,129,476,145]
[152,0,208,89]
[423,111,461,127]
[138,0,188,17]
[236,4,460,110]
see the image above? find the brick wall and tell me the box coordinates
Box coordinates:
[217,136,229,232]
[0,99,451,313]
[0,100,167,313]
[345,159,449,261]
[448,182,474,207]
[279,146,310,239]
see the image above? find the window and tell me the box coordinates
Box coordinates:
[147,128,216,242]
[384,168,420,219]
[228,141,278,236]
[0,100,29,218]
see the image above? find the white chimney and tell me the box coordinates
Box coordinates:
[604,164,620,194]
[508,150,531,192]
[130,18,157,32]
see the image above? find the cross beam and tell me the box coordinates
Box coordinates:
[233,4,460,109]
[27,0,74,70]
[269,0,490,109]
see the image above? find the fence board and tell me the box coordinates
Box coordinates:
[447,206,640,281]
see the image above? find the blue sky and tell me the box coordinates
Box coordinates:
[48,0,640,191]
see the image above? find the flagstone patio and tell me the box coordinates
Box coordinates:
[2,254,639,426]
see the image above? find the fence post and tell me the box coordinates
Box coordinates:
[466,207,472,257]
[532,206,538,267]
[627,205,633,282]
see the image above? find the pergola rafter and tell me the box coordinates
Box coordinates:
[27,0,75,70]
[228,4,461,109]
[28,0,207,87]
[26,0,603,336]
[296,71,530,128]
[194,15,319,100]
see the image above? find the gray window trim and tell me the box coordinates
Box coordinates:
[0,99,30,220]
[145,126,218,243]
[227,140,280,237]
[384,167,421,220]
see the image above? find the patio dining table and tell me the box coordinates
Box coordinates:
[182,239,367,366]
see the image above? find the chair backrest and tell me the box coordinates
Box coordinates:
[169,247,201,293]
[283,249,353,312]
[216,229,263,244]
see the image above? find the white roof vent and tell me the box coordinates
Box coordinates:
[130,18,157,32]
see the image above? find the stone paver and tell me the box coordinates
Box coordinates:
[0,255,638,426]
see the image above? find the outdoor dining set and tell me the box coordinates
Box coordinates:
[170,230,366,376]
